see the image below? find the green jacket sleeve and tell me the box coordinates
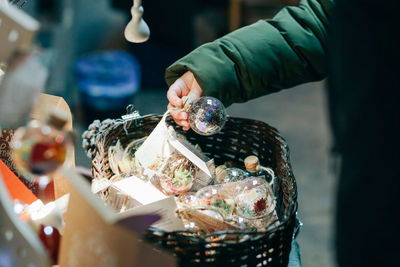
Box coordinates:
[165,0,334,106]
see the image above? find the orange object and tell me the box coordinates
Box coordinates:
[0,159,37,204]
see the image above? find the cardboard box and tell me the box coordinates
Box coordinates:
[58,168,176,267]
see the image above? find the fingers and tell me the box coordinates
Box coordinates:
[166,71,204,131]
[167,103,190,130]
[167,80,189,129]
[167,88,182,109]
[167,76,190,108]
[167,103,187,120]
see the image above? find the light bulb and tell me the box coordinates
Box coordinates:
[124,0,150,43]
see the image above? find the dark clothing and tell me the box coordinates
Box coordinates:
[166,0,400,266]
[329,1,400,266]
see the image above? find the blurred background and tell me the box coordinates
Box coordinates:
[20,0,335,266]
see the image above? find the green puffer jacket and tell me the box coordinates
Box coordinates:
[165,0,334,107]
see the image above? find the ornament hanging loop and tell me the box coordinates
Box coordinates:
[121,104,141,135]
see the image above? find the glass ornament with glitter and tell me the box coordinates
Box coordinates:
[183,96,226,136]
[12,110,72,180]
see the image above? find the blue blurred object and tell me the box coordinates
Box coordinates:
[75,50,140,117]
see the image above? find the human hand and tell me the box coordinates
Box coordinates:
[167,71,204,130]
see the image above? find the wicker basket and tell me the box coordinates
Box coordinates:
[83,112,297,267]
